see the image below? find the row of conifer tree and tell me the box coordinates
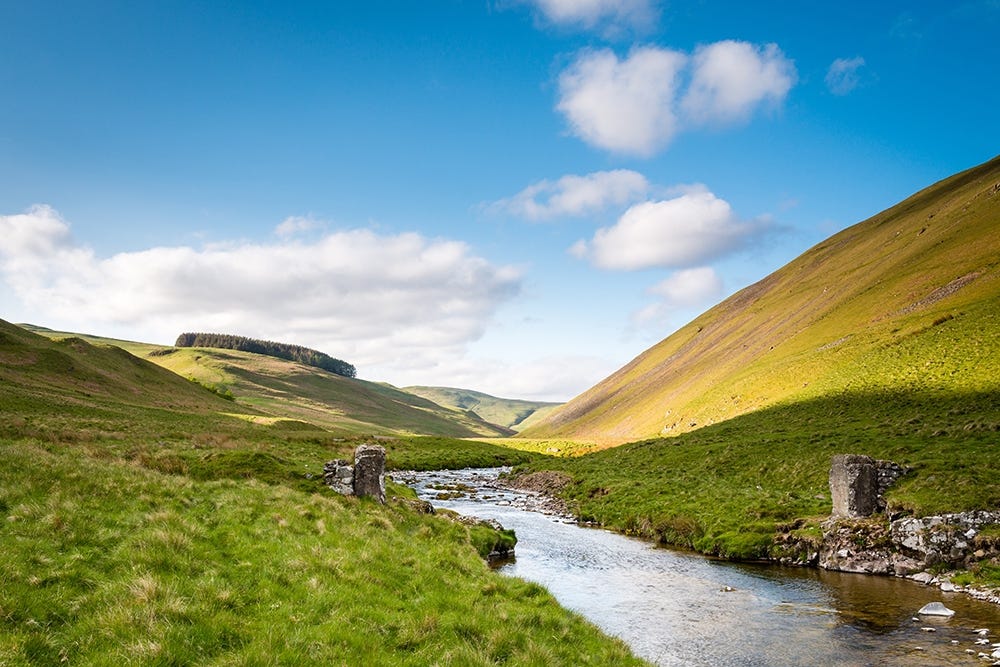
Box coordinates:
[174,333,356,378]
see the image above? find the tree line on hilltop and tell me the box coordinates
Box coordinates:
[174,333,356,378]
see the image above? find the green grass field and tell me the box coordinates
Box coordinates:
[0,320,646,665]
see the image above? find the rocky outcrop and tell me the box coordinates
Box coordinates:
[323,459,354,495]
[323,444,386,504]
[816,511,1000,575]
[776,455,1000,589]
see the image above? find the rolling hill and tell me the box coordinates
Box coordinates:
[522,154,1000,444]
[19,325,513,438]
[402,386,561,432]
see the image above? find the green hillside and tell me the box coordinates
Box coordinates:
[21,326,513,438]
[523,154,1000,444]
[402,386,561,432]
[511,155,1000,560]
[0,319,641,665]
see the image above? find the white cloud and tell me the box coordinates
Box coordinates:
[681,41,796,125]
[491,169,650,220]
[632,267,723,326]
[825,56,866,95]
[520,0,659,36]
[572,185,761,270]
[0,205,521,377]
[275,215,321,237]
[647,266,723,305]
[557,46,687,156]
[556,41,796,156]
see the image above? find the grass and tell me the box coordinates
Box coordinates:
[20,326,517,438]
[515,387,1000,560]
[523,154,1000,444]
[0,439,642,666]
[0,320,646,665]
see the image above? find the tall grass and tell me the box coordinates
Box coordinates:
[0,436,643,665]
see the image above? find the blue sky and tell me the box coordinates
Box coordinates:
[1,1,997,401]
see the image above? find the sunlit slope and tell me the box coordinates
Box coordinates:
[20,326,512,437]
[523,155,1000,444]
[1,319,242,415]
[402,386,561,432]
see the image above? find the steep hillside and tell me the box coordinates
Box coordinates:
[20,326,512,438]
[523,155,1000,444]
[402,386,561,432]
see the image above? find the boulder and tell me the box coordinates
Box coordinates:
[917,602,955,616]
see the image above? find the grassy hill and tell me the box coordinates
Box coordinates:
[402,386,561,432]
[523,154,1000,444]
[21,325,513,438]
[1,319,644,665]
[512,155,1000,560]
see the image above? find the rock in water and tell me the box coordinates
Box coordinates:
[917,602,955,617]
[353,444,386,504]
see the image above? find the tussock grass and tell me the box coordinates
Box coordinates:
[0,439,642,665]
[1,321,643,665]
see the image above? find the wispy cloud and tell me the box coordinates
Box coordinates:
[0,205,521,377]
[569,185,767,270]
[556,41,796,156]
[515,0,660,37]
[275,215,323,238]
[632,266,724,325]
[489,169,650,220]
[825,56,866,95]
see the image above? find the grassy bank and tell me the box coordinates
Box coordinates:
[515,387,1000,560]
[1,323,645,665]
[0,436,643,665]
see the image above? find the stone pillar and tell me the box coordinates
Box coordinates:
[829,454,877,518]
[353,444,386,504]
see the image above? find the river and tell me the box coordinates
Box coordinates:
[397,467,1000,667]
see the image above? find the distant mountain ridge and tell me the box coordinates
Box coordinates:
[18,325,516,438]
[522,154,1000,444]
[402,386,561,432]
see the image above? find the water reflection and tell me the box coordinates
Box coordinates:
[400,468,1000,666]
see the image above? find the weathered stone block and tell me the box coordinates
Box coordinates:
[830,454,878,518]
[353,444,386,504]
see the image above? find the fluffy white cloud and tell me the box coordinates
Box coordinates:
[572,185,759,270]
[556,41,796,155]
[520,0,659,35]
[491,169,650,220]
[0,205,521,376]
[557,46,687,156]
[682,41,796,125]
[825,56,866,95]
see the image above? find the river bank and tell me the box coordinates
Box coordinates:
[402,466,1000,666]
[500,467,1000,612]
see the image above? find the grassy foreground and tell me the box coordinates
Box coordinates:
[0,323,645,665]
[1,438,643,665]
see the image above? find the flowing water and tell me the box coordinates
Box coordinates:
[398,467,1000,667]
